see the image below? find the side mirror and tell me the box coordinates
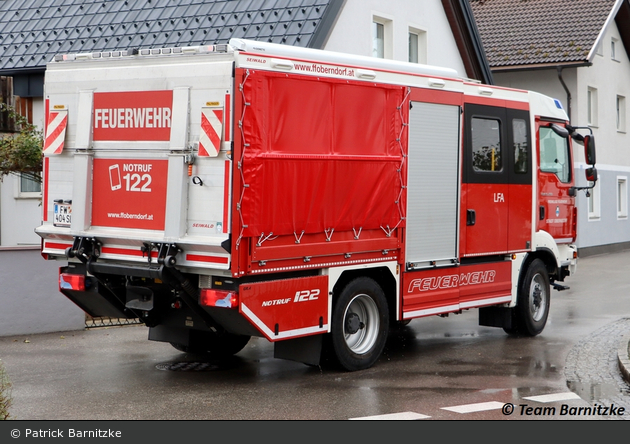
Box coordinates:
[584,134,596,166]
[586,166,597,183]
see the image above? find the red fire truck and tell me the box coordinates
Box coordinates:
[36,38,597,371]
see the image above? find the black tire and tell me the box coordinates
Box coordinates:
[170,330,250,357]
[330,277,389,371]
[514,258,550,336]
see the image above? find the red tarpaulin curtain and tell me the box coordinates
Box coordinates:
[240,71,405,237]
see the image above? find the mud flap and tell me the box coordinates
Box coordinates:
[479,306,514,329]
[148,325,191,346]
[274,334,323,366]
[61,284,129,319]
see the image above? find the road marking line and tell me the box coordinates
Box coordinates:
[523,392,582,403]
[350,412,431,420]
[441,401,505,413]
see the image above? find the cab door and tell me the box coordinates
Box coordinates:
[462,104,509,256]
[462,105,533,256]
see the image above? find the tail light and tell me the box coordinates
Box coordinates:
[59,273,85,291]
[200,289,238,308]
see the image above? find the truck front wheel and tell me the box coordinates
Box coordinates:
[514,258,550,336]
[330,277,389,371]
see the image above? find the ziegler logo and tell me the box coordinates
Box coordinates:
[408,270,496,293]
[261,289,320,307]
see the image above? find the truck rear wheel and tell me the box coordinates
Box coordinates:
[513,258,550,336]
[330,277,389,371]
[170,330,250,358]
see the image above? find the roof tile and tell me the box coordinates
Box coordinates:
[469,0,616,68]
[0,0,341,73]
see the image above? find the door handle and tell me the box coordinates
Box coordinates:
[467,209,476,226]
[539,206,545,220]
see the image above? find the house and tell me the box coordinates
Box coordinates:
[469,0,630,255]
[0,0,491,336]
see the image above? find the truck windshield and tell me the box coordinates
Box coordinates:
[539,126,571,183]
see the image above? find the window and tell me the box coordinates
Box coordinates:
[373,22,384,58]
[617,95,626,132]
[471,117,502,172]
[512,119,528,174]
[587,87,598,127]
[372,16,392,59]
[539,126,571,183]
[408,32,418,63]
[612,37,619,61]
[15,173,42,198]
[408,27,427,64]
[618,176,628,219]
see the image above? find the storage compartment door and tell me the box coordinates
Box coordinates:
[406,102,460,269]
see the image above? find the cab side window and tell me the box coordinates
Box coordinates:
[471,117,502,172]
[513,119,528,174]
[539,126,571,183]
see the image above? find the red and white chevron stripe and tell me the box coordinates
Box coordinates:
[43,109,68,155]
[199,107,223,157]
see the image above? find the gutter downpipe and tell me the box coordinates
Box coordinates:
[557,66,571,122]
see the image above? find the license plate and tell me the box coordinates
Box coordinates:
[54,203,72,227]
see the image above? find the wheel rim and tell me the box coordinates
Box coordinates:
[529,273,547,322]
[343,294,380,355]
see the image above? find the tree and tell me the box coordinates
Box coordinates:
[0,103,43,184]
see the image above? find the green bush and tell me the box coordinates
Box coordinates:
[0,359,12,420]
[0,103,43,184]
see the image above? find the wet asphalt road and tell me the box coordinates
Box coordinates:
[1,250,630,421]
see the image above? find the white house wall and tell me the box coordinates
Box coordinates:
[0,249,85,337]
[575,22,630,249]
[492,22,630,252]
[577,23,630,167]
[0,177,42,246]
[324,0,468,77]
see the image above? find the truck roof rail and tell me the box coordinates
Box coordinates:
[52,44,232,63]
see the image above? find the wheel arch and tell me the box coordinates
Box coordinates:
[326,263,399,323]
[525,248,560,280]
[532,230,564,278]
